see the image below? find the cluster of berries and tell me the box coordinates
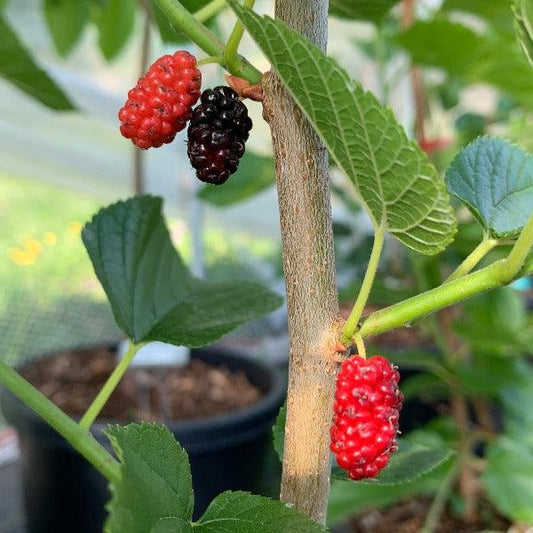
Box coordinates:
[330,355,402,480]
[118,51,252,185]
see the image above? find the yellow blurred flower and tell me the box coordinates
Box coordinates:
[68,221,83,236]
[43,232,57,246]
[8,237,43,266]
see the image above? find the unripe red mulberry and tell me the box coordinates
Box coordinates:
[187,86,252,185]
[118,51,201,149]
[330,355,402,480]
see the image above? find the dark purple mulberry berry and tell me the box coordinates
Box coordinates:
[187,86,252,185]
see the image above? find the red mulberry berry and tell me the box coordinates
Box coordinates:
[330,355,402,480]
[187,86,252,185]
[118,51,201,149]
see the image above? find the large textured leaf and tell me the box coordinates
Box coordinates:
[144,279,283,347]
[82,196,191,343]
[513,0,533,67]
[329,0,401,22]
[445,137,533,238]
[44,0,89,56]
[396,20,533,109]
[105,424,194,533]
[0,15,74,110]
[229,1,456,255]
[82,196,283,346]
[194,492,327,533]
[198,152,275,207]
[94,0,135,61]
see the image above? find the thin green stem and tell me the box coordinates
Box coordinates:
[500,213,533,281]
[342,225,385,343]
[446,234,498,283]
[79,342,144,430]
[421,460,459,533]
[153,0,261,83]
[194,0,226,23]
[0,361,119,482]
[225,0,255,73]
[196,55,225,66]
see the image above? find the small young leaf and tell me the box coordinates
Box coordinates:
[198,152,275,207]
[82,196,283,346]
[151,518,194,533]
[329,0,401,22]
[332,439,455,485]
[0,15,75,110]
[445,137,533,237]
[94,0,135,61]
[44,0,88,56]
[105,423,194,533]
[272,404,286,460]
[194,491,328,533]
[228,1,456,255]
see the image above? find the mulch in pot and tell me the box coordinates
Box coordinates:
[21,346,262,423]
[346,496,510,533]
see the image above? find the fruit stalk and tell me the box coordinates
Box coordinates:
[262,0,339,524]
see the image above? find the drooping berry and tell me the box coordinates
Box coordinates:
[330,355,402,480]
[187,86,253,185]
[118,51,201,149]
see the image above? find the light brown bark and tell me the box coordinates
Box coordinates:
[261,0,340,524]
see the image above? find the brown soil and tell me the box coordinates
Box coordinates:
[22,346,262,423]
[347,497,510,533]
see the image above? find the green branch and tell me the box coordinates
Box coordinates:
[342,225,385,343]
[445,234,498,283]
[80,342,144,430]
[154,0,262,83]
[194,0,226,23]
[0,361,120,482]
[225,0,255,73]
[359,215,533,338]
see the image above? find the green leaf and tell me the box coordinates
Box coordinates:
[105,423,194,533]
[513,0,533,67]
[198,152,275,207]
[94,0,135,61]
[272,404,286,460]
[0,15,75,110]
[44,0,88,56]
[144,278,283,347]
[396,19,533,109]
[152,518,194,533]
[328,458,451,524]
[228,2,456,255]
[194,491,327,533]
[329,0,401,22]
[483,437,533,523]
[82,196,283,346]
[445,137,533,238]
[332,439,455,485]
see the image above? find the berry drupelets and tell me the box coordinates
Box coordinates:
[118,51,201,149]
[330,355,402,480]
[187,86,252,185]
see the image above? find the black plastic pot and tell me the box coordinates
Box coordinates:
[0,348,286,533]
